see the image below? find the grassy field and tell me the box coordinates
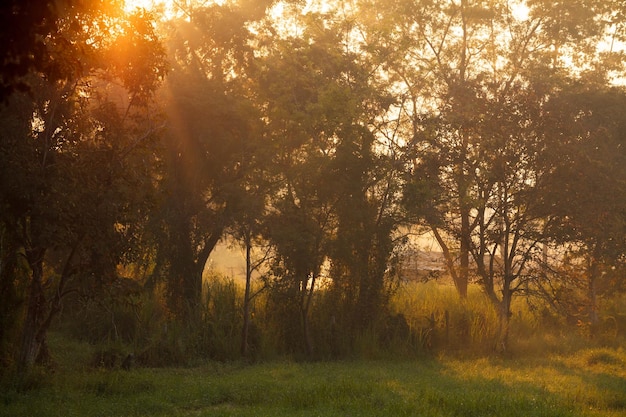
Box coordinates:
[2,340,626,417]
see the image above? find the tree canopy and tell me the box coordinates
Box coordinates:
[1,0,625,368]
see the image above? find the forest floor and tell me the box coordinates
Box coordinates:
[2,335,626,417]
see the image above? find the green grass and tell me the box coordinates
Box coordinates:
[2,346,626,417]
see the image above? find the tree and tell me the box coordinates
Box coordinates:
[536,87,626,335]
[256,4,403,355]
[359,0,624,348]
[0,0,92,99]
[0,5,166,371]
[235,220,269,358]
[222,157,270,358]
[148,2,267,322]
[360,0,521,298]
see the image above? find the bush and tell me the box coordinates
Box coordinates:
[49,268,626,367]
[199,274,243,361]
[390,281,501,354]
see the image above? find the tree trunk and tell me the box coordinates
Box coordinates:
[588,259,600,338]
[241,233,252,357]
[301,306,313,357]
[432,227,467,298]
[301,272,317,357]
[496,288,512,352]
[456,126,471,299]
[18,248,47,371]
[459,212,470,299]
[0,235,20,361]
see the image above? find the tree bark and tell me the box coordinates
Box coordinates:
[459,210,470,298]
[496,286,512,353]
[588,256,600,338]
[432,227,468,298]
[18,247,47,371]
[241,232,252,357]
[0,233,20,361]
[301,272,317,358]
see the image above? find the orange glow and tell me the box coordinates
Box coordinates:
[123,0,178,19]
[124,0,160,13]
[123,0,226,19]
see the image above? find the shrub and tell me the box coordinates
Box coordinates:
[200,274,243,361]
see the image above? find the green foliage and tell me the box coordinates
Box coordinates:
[135,274,246,365]
[257,8,406,354]
[47,273,626,367]
[3,0,626,376]
[201,274,243,361]
[150,2,265,321]
[0,0,167,371]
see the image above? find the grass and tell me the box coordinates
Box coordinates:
[2,341,626,417]
[3,281,625,417]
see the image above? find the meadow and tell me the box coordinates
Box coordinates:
[2,337,626,417]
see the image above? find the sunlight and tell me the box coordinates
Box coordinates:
[511,2,529,21]
[124,0,176,19]
[123,0,226,17]
[124,0,160,13]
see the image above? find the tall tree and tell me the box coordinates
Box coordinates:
[0,4,166,370]
[256,28,339,355]
[256,4,403,354]
[362,0,623,296]
[359,0,623,343]
[536,87,626,335]
[150,3,266,321]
